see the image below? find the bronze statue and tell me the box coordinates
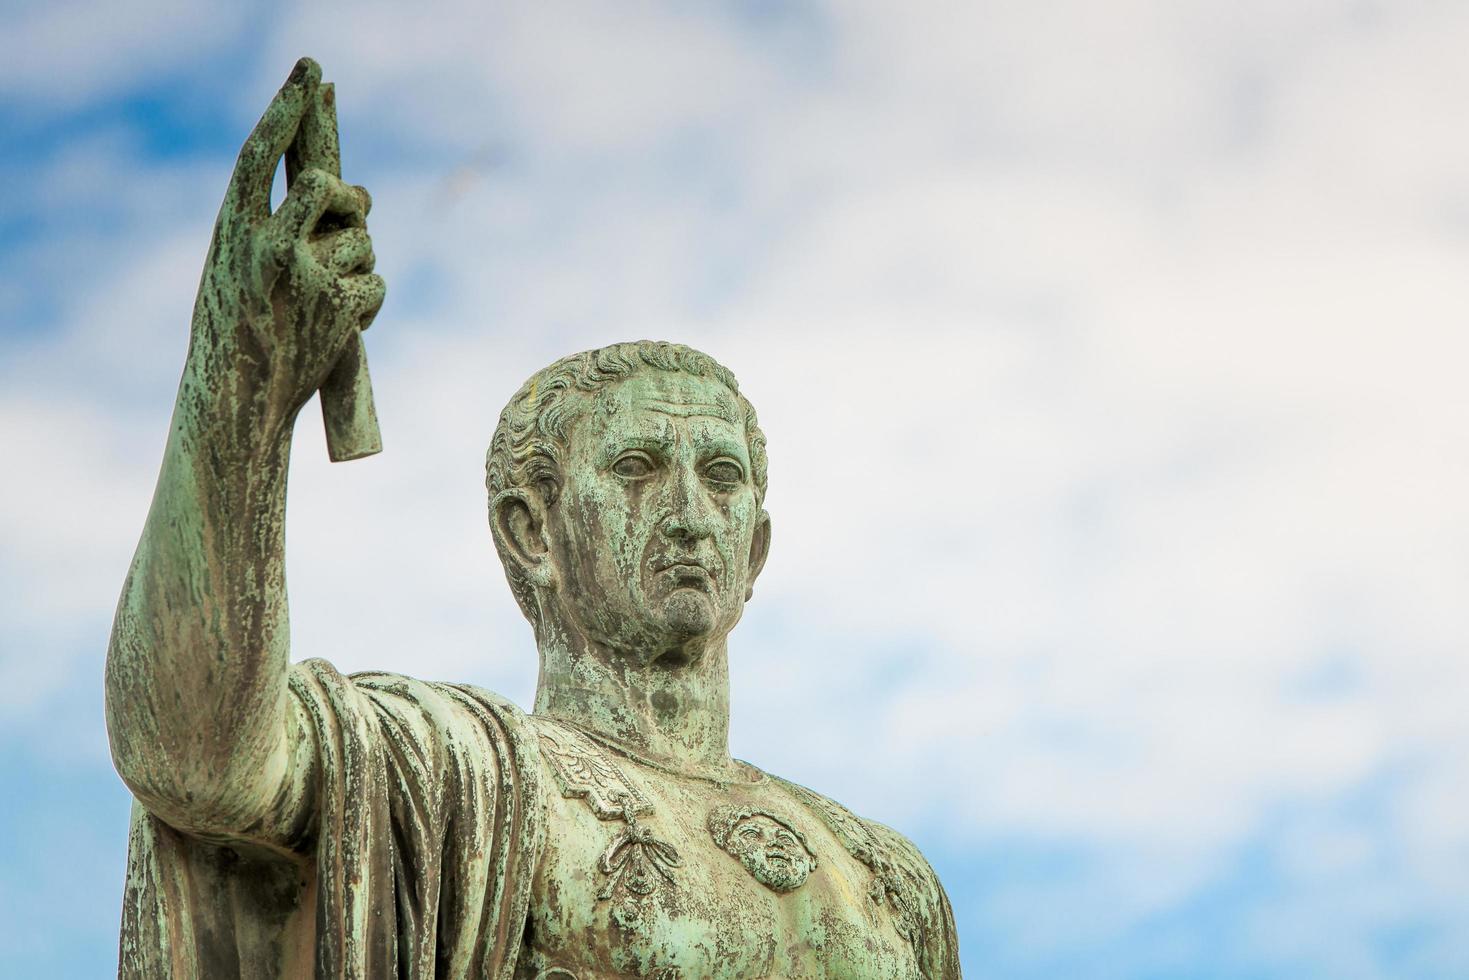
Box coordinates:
[105,58,960,979]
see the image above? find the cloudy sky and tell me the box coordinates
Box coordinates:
[3,1,1468,976]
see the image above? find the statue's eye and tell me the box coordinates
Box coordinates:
[612,453,655,479]
[705,459,744,485]
[740,825,760,840]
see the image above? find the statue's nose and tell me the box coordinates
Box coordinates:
[661,466,715,540]
[663,511,714,541]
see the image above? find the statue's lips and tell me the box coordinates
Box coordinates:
[652,559,715,591]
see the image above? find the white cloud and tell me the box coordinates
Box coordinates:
[0,0,244,108]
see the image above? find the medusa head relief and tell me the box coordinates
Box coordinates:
[707,804,819,894]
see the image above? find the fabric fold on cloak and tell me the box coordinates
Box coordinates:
[117,659,546,979]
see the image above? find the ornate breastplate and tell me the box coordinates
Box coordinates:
[524,717,926,979]
[534,719,819,896]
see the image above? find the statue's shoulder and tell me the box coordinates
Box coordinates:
[344,669,530,726]
[765,773,939,881]
[296,664,536,774]
[766,772,959,973]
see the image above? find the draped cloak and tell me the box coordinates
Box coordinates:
[118,660,545,979]
[116,659,961,979]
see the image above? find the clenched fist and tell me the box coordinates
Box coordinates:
[184,58,385,453]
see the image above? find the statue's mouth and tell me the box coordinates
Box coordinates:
[653,559,715,590]
[654,557,709,572]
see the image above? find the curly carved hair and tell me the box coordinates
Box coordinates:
[485,340,768,624]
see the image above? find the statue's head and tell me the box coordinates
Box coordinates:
[486,341,771,664]
[707,804,818,893]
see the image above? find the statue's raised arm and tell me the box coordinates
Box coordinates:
[104,58,385,847]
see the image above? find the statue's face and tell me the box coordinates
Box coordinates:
[724,813,815,893]
[546,371,767,661]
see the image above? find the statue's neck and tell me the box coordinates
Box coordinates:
[532,626,734,775]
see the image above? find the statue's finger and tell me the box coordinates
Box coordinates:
[227,58,321,221]
[334,272,387,333]
[319,228,375,279]
[270,168,364,246]
[286,82,342,185]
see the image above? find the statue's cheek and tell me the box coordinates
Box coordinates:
[715,509,753,565]
[575,483,642,585]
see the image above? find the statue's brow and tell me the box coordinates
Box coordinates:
[607,432,672,453]
[642,401,737,420]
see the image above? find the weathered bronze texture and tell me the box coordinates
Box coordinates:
[105,58,961,979]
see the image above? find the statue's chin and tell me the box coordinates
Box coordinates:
[661,590,717,639]
[746,857,810,893]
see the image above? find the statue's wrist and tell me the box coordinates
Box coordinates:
[173,355,296,468]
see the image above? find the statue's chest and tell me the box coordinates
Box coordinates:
[516,722,921,980]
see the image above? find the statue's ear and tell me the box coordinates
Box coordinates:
[492,489,557,589]
[745,510,771,601]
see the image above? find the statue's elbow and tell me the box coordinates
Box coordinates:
[103,693,180,820]
[103,650,150,795]
[107,698,292,841]
[109,745,262,840]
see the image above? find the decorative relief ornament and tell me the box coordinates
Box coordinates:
[535,719,682,904]
[536,719,653,820]
[599,821,683,901]
[707,804,818,893]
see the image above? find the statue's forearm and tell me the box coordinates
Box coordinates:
[105,359,301,836]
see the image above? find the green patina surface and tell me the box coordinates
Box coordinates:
[105,58,961,979]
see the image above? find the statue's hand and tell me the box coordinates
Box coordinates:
[188,58,385,440]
